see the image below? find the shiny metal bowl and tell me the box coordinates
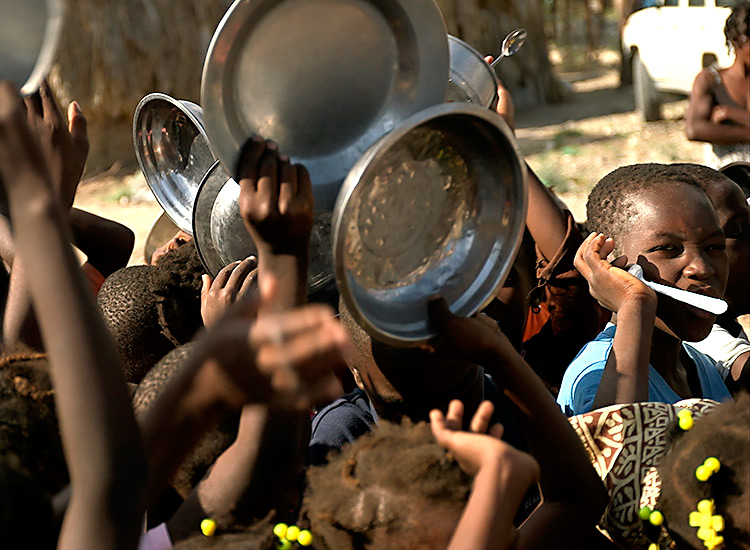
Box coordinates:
[446,35,499,108]
[144,211,180,264]
[201,0,449,211]
[0,0,64,95]
[133,93,217,234]
[333,103,527,346]
[193,160,334,294]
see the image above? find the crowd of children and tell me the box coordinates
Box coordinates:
[0,3,749,549]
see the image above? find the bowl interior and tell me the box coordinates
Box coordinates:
[134,95,215,233]
[335,108,526,345]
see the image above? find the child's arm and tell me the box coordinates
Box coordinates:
[3,81,89,350]
[574,232,657,407]
[0,82,146,549]
[686,70,750,145]
[428,299,608,550]
[238,138,313,315]
[431,401,539,550]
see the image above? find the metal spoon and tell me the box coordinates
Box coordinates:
[627,264,728,315]
[490,28,528,69]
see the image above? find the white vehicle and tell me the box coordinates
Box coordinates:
[622,0,736,121]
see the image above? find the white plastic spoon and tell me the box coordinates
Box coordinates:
[627,264,727,315]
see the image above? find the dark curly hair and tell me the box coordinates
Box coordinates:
[659,392,750,550]
[302,420,470,550]
[725,1,750,50]
[586,163,709,253]
[98,243,205,383]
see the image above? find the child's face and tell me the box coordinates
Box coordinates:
[705,176,750,315]
[619,184,728,342]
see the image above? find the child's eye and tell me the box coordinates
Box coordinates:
[706,242,726,252]
[647,244,679,253]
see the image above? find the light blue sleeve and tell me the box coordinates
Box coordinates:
[557,340,613,416]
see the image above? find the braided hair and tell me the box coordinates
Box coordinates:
[725,1,750,51]
[659,392,750,550]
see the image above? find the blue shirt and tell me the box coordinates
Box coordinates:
[557,324,731,416]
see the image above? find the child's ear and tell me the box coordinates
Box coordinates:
[350,366,365,391]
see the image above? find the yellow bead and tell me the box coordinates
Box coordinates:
[286,525,300,542]
[711,515,725,532]
[648,544,659,550]
[679,414,695,431]
[696,465,712,482]
[690,511,703,527]
[698,499,714,515]
[276,540,292,550]
[639,506,652,520]
[298,530,313,546]
[704,457,720,473]
[273,523,288,539]
[649,510,664,526]
[677,408,691,417]
[200,518,217,537]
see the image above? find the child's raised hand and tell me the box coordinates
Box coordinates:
[237,137,314,256]
[574,232,656,313]
[431,400,539,480]
[23,80,88,210]
[0,81,53,194]
[424,297,514,365]
[200,256,258,327]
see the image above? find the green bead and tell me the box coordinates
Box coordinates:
[649,510,664,526]
[276,540,292,550]
[639,506,652,521]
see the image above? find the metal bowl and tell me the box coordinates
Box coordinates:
[333,103,527,346]
[446,35,499,108]
[143,211,181,264]
[201,0,449,211]
[192,160,334,294]
[0,0,64,95]
[133,93,217,234]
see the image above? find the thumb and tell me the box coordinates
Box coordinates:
[68,101,88,144]
[201,274,212,297]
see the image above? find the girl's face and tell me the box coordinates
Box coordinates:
[705,176,750,316]
[618,184,728,342]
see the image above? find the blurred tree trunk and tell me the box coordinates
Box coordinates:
[436,0,566,106]
[51,0,233,123]
[614,0,639,85]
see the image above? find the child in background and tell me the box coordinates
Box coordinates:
[558,163,732,415]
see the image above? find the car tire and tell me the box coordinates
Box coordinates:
[633,51,661,122]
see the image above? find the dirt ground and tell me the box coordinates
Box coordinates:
[73,66,706,266]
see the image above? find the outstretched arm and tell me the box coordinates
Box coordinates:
[0,82,146,550]
[427,299,608,550]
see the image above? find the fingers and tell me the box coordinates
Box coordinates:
[427,296,453,329]
[488,423,505,440]
[429,408,450,447]
[278,154,295,214]
[444,399,464,431]
[39,80,64,130]
[226,256,257,293]
[213,259,241,289]
[68,101,88,149]
[469,401,495,433]
[236,135,266,183]
[201,274,213,299]
[239,266,259,297]
[256,145,279,210]
[296,163,313,204]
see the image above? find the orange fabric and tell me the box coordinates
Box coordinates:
[82,262,106,297]
[522,302,550,342]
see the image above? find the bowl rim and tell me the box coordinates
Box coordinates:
[332,102,527,346]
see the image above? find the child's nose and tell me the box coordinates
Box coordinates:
[683,251,716,280]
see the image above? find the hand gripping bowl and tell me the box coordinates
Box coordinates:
[0,0,64,95]
[192,160,335,296]
[201,0,449,211]
[133,93,217,234]
[333,102,527,346]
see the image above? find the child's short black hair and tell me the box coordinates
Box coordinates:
[0,351,68,494]
[725,1,750,49]
[659,393,750,550]
[98,243,205,383]
[133,343,239,498]
[586,163,708,248]
[302,420,470,550]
